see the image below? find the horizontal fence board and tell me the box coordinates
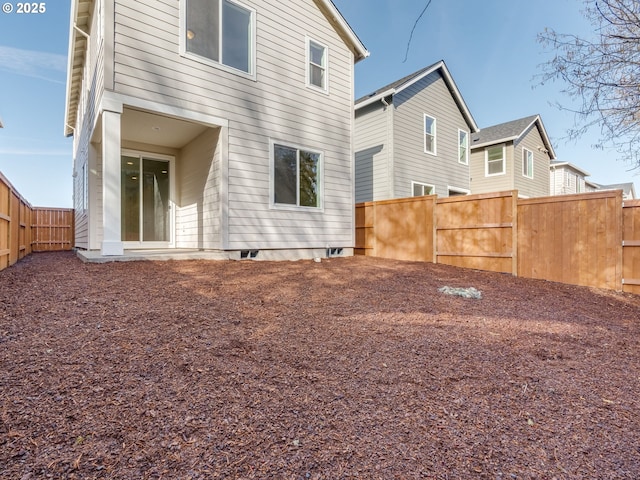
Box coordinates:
[356,189,638,293]
[0,172,74,271]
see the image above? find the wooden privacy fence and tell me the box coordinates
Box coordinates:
[356,190,640,294]
[1,172,74,272]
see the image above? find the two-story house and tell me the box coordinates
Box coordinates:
[65,0,368,259]
[470,115,555,198]
[549,160,592,195]
[354,60,479,203]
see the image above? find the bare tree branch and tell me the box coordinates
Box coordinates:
[538,0,640,167]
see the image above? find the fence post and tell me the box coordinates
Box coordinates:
[511,190,518,276]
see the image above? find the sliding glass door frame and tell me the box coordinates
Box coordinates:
[121,149,176,249]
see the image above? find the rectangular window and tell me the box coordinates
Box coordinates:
[424,115,436,154]
[485,145,505,176]
[273,143,321,208]
[522,148,533,178]
[307,38,328,92]
[411,181,434,196]
[458,130,468,165]
[184,0,254,75]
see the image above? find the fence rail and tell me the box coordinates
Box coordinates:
[356,190,640,293]
[0,172,74,272]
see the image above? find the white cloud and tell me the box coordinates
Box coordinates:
[0,45,67,83]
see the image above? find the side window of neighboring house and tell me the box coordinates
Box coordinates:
[485,145,505,176]
[458,130,469,165]
[522,148,533,178]
[272,142,322,209]
[183,0,255,76]
[424,115,436,155]
[307,37,328,92]
[565,171,572,188]
[577,178,583,193]
[412,181,434,196]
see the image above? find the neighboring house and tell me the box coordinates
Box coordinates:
[354,60,479,203]
[65,0,368,259]
[585,179,600,193]
[595,182,636,200]
[469,115,555,198]
[550,160,636,199]
[549,160,591,195]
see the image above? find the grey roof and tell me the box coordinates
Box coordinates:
[471,114,556,160]
[550,160,591,177]
[471,115,539,146]
[354,60,479,132]
[595,182,636,198]
[355,61,440,105]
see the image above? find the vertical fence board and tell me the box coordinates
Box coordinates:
[374,196,436,262]
[436,191,516,274]
[355,190,635,293]
[518,191,622,290]
[0,178,10,269]
[623,200,640,295]
[0,172,74,272]
[31,208,74,252]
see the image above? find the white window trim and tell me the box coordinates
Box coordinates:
[411,181,435,197]
[424,114,437,155]
[120,149,177,248]
[306,36,329,94]
[458,129,469,165]
[179,0,257,81]
[485,144,506,177]
[522,147,534,179]
[269,138,324,212]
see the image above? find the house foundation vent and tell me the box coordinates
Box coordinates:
[240,250,259,259]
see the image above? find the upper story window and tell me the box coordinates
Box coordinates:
[424,115,436,155]
[485,145,505,176]
[458,130,469,165]
[183,0,255,77]
[273,142,322,209]
[307,38,328,92]
[522,148,533,178]
[412,181,434,196]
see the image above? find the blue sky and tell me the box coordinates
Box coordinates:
[0,0,637,208]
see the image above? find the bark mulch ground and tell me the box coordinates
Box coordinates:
[1,251,640,479]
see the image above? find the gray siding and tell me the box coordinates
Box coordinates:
[469,143,514,194]
[175,128,222,249]
[354,102,391,202]
[392,71,471,198]
[111,0,355,250]
[513,126,551,197]
[73,0,104,249]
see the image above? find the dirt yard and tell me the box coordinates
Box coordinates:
[1,251,639,479]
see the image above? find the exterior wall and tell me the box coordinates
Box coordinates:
[392,71,471,198]
[354,102,392,202]
[469,142,515,194]
[175,128,222,249]
[513,125,551,198]
[550,166,587,196]
[73,0,105,249]
[111,0,356,251]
